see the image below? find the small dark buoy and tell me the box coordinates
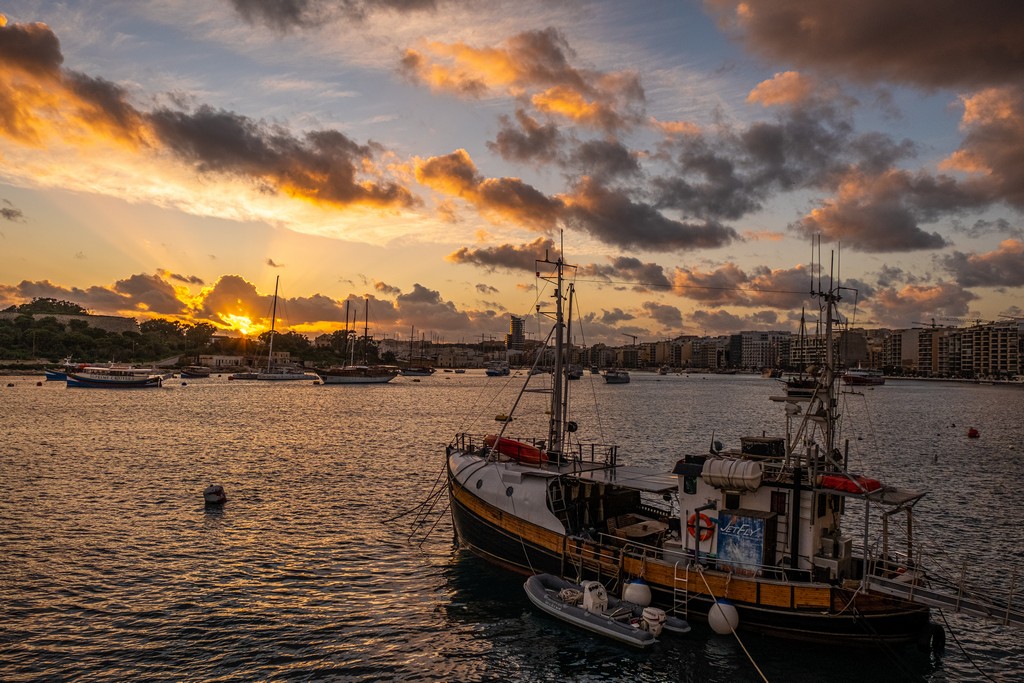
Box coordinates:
[203,484,226,505]
[37,381,43,386]
[5,382,13,387]
[967,427,980,438]
[181,381,188,386]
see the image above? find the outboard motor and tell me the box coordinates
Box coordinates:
[581,581,608,614]
[640,607,667,636]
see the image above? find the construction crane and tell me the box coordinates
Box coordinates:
[911,319,942,329]
[939,316,984,326]
[621,333,638,345]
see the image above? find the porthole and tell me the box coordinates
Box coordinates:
[506,486,514,497]
[475,479,483,489]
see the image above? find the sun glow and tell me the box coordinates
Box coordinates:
[218,313,266,336]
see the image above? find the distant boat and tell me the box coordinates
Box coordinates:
[255,276,315,381]
[317,298,398,385]
[400,366,435,377]
[257,367,317,381]
[842,368,885,386]
[66,366,163,388]
[318,365,399,385]
[401,325,435,377]
[228,370,259,380]
[181,365,212,378]
[485,361,510,377]
[567,364,583,380]
[603,369,630,384]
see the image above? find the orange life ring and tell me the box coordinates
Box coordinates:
[687,512,714,542]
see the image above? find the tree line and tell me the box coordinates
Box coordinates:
[0,298,387,366]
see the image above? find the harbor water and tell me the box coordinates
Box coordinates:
[2,372,1022,682]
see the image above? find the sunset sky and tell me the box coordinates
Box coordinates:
[2,1,1023,344]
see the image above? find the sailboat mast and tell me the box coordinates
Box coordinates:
[560,282,575,438]
[266,275,279,372]
[363,298,369,364]
[548,256,565,454]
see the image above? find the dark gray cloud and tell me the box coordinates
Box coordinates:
[940,240,1024,287]
[641,300,683,329]
[578,256,672,290]
[394,283,472,331]
[563,178,737,251]
[0,19,63,76]
[567,139,640,181]
[599,308,634,325]
[706,1,1024,89]
[148,106,417,209]
[447,237,557,272]
[488,109,563,165]
[952,217,1024,240]
[229,0,439,29]
[157,269,205,285]
[789,170,989,252]
[1,200,24,222]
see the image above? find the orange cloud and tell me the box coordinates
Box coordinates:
[415,149,562,231]
[400,28,644,131]
[0,16,416,216]
[747,71,816,107]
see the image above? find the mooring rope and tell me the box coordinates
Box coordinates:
[695,565,769,683]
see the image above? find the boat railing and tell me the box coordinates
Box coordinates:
[449,432,617,468]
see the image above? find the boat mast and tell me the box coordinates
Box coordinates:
[810,238,840,459]
[363,298,369,364]
[535,251,572,456]
[266,275,279,372]
[561,282,575,434]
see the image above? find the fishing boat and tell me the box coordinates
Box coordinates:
[842,367,885,386]
[523,573,689,648]
[603,369,630,384]
[445,251,945,648]
[66,366,163,388]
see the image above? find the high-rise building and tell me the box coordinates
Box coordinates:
[506,315,525,350]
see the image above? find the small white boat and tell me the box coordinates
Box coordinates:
[523,574,689,648]
[602,369,630,384]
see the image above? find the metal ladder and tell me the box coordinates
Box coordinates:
[672,562,691,618]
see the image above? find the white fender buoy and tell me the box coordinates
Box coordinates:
[623,578,652,607]
[708,600,739,634]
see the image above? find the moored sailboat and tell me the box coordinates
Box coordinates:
[255,277,316,381]
[317,298,399,385]
[445,250,945,647]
